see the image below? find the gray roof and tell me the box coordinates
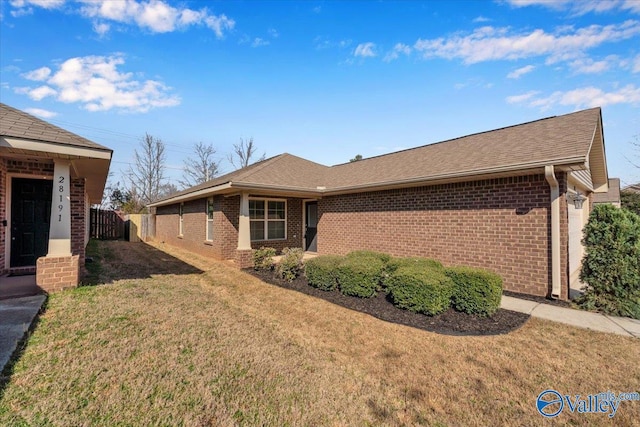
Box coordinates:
[592,178,620,204]
[151,107,605,205]
[622,183,640,194]
[0,103,111,151]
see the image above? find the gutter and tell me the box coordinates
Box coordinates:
[545,165,562,299]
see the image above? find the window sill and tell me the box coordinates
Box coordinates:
[177,235,183,239]
[250,238,287,242]
[203,240,213,246]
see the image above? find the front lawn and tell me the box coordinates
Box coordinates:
[1,241,639,426]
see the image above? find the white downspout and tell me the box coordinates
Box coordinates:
[545,165,561,299]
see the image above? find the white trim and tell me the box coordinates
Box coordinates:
[545,165,561,299]
[178,203,184,237]
[1,136,112,160]
[5,173,54,270]
[205,197,214,242]
[248,197,287,242]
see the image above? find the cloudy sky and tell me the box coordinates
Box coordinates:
[1,0,639,187]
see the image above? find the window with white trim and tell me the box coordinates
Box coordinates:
[249,199,286,241]
[179,203,184,236]
[206,197,214,241]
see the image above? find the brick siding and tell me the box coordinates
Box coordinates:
[36,255,79,292]
[155,195,303,263]
[318,174,561,298]
[2,158,88,286]
[0,158,6,275]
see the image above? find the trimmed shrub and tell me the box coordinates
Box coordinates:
[253,247,276,270]
[386,257,443,274]
[305,255,344,291]
[385,266,454,316]
[336,255,386,298]
[446,266,503,317]
[277,247,304,282]
[576,204,640,319]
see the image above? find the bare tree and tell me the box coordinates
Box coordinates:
[228,137,265,170]
[179,142,220,188]
[128,133,167,207]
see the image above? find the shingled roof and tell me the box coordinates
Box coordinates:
[0,103,110,151]
[151,107,606,206]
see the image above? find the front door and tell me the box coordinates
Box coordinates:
[305,201,318,252]
[11,178,52,267]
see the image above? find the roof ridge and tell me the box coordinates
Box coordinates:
[233,153,288,182]
[329,107,601,168]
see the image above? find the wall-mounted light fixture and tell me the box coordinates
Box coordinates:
[566,190,587,209]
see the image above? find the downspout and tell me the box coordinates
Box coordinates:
[545,165,561,299]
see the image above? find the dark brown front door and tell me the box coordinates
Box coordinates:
[11,178,52,267]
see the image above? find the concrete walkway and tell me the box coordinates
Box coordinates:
[501,296,640,338]
[0,295,46,372]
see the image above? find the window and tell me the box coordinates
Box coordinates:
[206,197,214,241]
[249,199,286,241]
[179,203,184,236]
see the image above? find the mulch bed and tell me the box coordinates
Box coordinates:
[247,269,530,336]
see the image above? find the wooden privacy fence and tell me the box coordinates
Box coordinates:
[90,208,125,240]
[125,214,155,242]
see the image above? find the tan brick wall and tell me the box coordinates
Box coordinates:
[317,174,559,297]
[155,195,304,263]
[36,255,79,292]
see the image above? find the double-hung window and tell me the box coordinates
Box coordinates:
[179,203,184,236]
[206,197,214,241]
[249,199,286,241]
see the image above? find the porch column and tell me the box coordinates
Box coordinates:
[47,159,72,256]
[237,192,251,250]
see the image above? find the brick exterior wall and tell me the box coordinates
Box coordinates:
[2,158,88,288]
[36,255,79,292]
[155,195,304,264]
[318,174,564,298]
[0,158,6,275]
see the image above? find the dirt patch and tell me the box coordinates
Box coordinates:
[248,269,529,336]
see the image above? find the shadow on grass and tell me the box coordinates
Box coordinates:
[81,239,203,286]
[0,295,48,400]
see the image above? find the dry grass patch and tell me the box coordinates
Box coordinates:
[1,240,639,426]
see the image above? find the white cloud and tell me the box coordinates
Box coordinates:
[24,107,57,118]
[22,66,51,81]
[506,90,540,104]
[354,42,377,58]
[507,64,535,79]
[508,85,640,109]
[632,54,640,73]
[384,43,412,62]
[251,37,269,47]
[268,28,279,38]
[10,0,64,9]
[505,0,640,15]
[473,16,491,23]
[92,21,110,36]
[568,56,615,74]
[16,55,180,113]
[413,21,640,64]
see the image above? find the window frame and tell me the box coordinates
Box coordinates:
[249,198,287,241]
[206,197,214,242]
[178,203,184,236]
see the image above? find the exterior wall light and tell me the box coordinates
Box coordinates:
[567,191,587,209]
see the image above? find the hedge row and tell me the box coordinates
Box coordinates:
[257,248,503,317]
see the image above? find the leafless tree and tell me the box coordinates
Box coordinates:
[179,142,220,188]
[127,133,167,207]
[228,137,265,170]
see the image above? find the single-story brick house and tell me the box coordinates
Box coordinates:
[150,107,610,300]
[592,178,621,208]
[0,103,112,292]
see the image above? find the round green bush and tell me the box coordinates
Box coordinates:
[446,266,503,317]
[253,247,276,270]
[385,266,454,316]
[345,250,392,264]
[336,256,385,298]
[304,255,344,291]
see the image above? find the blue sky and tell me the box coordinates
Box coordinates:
[1,0,639,188]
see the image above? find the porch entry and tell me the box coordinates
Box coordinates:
[305,201,318,252]
[10,178,52,267]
